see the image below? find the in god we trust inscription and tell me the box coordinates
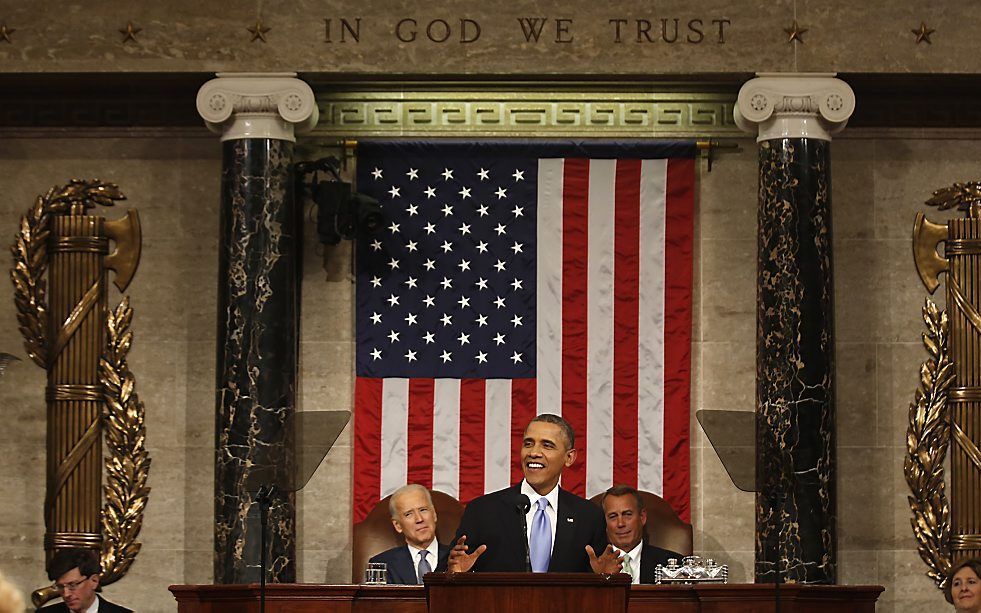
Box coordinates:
[323,16,731,45]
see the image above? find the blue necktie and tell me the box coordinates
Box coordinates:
[417,550,431,584]
[529,497,552,572]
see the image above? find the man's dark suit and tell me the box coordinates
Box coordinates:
[637,543,683,584]
[39,594,132,613]
[368,542,450,584]
[453,484,607,572]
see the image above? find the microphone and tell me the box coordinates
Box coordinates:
[516,494,531,572]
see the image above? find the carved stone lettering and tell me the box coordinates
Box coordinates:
[395,18,482,43]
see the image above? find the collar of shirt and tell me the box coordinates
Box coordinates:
[520,479,559,511]
[613,541,644,584]
[520,479,558,552]
[84,597,100,613]
[407,538,440,578]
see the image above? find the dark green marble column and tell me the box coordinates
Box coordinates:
[735,74,855,585]
[197,74,318,584]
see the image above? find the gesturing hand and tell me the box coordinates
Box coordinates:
[585,544,623,575]
[447,535,487,573]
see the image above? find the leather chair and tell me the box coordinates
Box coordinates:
[351,490,464,583]
[589,490,693,557]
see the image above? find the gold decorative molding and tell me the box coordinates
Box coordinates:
[904,299,953,589]
[99,297,151,586]
[309,87,740,139]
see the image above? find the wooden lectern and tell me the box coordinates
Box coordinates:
[169,581,884,612]
[424,572,631,613]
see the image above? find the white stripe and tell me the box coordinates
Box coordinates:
[637,160,667,495]
[380,379,409,498]
[484,379,513,492]
[432,379,461,497]
[536,159,564,417]
[586,160,616,498]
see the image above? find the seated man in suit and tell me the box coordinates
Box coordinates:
[601,485,683,584]
[40,548,131,613]
[449,413,621,574]
[368,483,450,584]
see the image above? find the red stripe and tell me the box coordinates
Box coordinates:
[561,158,589,497]
[458,379,486,503]
[613,160,641,488]
[407,379,435,488]
[353,377,383,523]
[510,379,538,485]
[662,158,695,522]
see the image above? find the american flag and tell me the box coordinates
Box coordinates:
[353,141,695,523]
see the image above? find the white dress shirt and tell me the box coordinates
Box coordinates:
[82,597,100,613]
[407,538,440,582]
[520,479,558,555]
[613,541,644,584]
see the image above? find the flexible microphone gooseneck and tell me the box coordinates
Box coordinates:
[516,494,532,572]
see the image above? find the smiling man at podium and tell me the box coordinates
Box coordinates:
[448,414,621,574]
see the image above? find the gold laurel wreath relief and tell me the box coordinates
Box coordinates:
[10,193,51,368]
[99,297,150,584]
[905,299,954,588]
[9,180,149,586]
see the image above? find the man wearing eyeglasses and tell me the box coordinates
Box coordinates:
[39,548,131,613]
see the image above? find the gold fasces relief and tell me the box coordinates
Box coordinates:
[905,299,953,588]
[909,182,981,590]
[8,180,148,607]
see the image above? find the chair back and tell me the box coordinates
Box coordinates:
[590,490,693,557]
[351,490,464,583]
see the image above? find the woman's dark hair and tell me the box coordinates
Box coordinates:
[945,558,981,604]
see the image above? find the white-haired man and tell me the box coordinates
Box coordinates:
[368,484,450,584]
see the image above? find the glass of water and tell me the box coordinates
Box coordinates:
[364,562,388,584]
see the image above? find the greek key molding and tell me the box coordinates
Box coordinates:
[309,89,740,138]
[735,73,855,142]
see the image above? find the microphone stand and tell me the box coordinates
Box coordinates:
[255,485,275,613]
[516,495,531,572]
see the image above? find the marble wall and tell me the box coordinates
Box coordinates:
[0,0,975,75]
[0,125,969,611]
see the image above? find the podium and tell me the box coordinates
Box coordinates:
[170,581,883,612]
[425,572,631,613]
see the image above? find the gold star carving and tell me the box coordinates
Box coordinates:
[912,22,935,44]
[0,24,15,43]
[119,21,141,43]
[784,20,807,44]
[247,20,270,43]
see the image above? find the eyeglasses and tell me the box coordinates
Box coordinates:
[53,575,92,593]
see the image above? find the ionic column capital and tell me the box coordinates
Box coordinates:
[734,73,855,142]
[196,72,318,142]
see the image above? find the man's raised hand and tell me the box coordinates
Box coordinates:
[585,544,623,575]
[447,535,487,573]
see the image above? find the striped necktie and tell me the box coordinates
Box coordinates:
[417,549,432,584]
